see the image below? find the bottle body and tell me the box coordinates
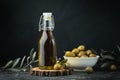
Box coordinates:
[38,12,57,69]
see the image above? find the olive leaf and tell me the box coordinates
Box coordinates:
[7,68,21,72]
[100,57,113,62]
[60,59,67,64]
[57,58,67,65]
[27,56,30,64]
[3,60,13,69]
[100,62,110,69]
[11,58,21,68]
[30,48,34,61]
[32,51,36,61]
[20,56,26,68]
[117,45,120,52]
[33,60,38,63]
[100,49,105,53]
[91,48,98,55]
[100,52,104,57]
[102,55,115,60]
[1,48,38,72]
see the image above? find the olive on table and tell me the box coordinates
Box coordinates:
[54,63,63,70]
[85,66,93,73]
[110,64,117,71]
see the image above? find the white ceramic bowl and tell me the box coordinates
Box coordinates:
[64,56,99,69]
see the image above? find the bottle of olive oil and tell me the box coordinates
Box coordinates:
[38,12,57,70]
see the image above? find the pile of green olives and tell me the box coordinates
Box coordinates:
[64,45,96,58]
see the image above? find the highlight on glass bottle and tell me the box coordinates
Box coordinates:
[38,12,57,70]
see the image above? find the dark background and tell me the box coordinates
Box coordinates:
[0,0,120,66]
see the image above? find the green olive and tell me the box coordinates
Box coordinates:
[110,64,117,71]
[54,63,62,70]
[89,53,96,57]
[81,55,88,58]
[78,45,85,51]
[65,51,75,57]
[86,50,92,56]
[85,66,93,73]
[72,48,79,55]
[77,51,86,57]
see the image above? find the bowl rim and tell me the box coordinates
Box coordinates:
[63,55,99,60]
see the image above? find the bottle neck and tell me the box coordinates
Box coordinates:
[41,20,54,31]
[39,14,55,31]
[41,30,54,39]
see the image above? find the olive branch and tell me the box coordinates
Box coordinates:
[93,45,120,71]
[1,48,38,72]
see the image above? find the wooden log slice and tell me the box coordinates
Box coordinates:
[30,67,72,76]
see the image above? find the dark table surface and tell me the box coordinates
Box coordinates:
[0,71,120,80]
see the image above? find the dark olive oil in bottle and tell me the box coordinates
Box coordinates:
[38,12,57,69]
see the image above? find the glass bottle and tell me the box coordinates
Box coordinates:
[38,12,57,70]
